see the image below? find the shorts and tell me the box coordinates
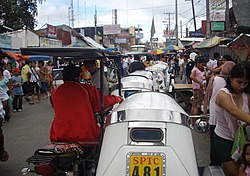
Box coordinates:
[40,82,49,93]
[0,118,3,133]
[214,133,234,162]
[192,89,204,108]
[30,82,40,95]
[23,82,33,96]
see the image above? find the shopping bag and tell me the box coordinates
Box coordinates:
[231,125,247,162]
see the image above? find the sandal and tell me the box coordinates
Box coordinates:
[0,150,9,162]
[29,102,34,105]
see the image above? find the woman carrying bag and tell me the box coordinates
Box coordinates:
[213,62,250,176]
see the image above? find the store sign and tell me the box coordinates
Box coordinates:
[40,37,62,47]
[103,24,121,35]
[210,0,226,21]
[189,31,204,37]
[0,35,11,48]
[47,24,57,39]
[211,22,225,31]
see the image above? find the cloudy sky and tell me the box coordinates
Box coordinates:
[36,0,208,42]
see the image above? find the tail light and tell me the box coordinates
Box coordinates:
[34,163,55,176]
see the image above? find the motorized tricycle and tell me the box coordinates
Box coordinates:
[20,47,223,176]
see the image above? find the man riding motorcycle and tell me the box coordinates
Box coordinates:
[50,64,122,144]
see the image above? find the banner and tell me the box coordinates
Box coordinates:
[47,24,57,39]
[210,0,226,21]
[150,17,156,39]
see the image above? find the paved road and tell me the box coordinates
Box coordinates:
[0,99,54,176]
[0,96,210,175]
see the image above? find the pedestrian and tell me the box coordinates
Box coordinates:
[213,62,250,176]
[11,68,24,112]
[203,61,236,166]
[238,142,250,176]
[0,87,9,161]
[28,61,41,104]
[190,57,206,128]
[84,61,109,95]
[38,60,49,99]
[186,53,196,84]
[46,61,54,93]
[0,66,13,122]
[180,54,188,84]
[21,60,32,101]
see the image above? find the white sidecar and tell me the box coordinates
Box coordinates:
[111,75,153,98]
[96,92,199,176]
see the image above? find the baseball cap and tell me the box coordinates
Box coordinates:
[13,68,21,72]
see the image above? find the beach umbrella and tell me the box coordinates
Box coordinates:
[162,45,180,51]
[152,49,164,55]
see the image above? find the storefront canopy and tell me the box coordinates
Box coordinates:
[195,36,232,49]
[21,47,117,60]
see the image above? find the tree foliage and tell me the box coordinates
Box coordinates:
[0,0,44,33]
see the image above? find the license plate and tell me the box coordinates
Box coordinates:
[127,152,166,176]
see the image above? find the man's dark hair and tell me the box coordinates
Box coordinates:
[223,55,233,61]
[214,52,220,59]
[25,60,30,65]
[84,60,96,66]
[38,60,45,66]
[63,64,80,82]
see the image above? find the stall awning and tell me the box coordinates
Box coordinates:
[195,36,232,49]
[0,49,29,61]
[227,33,250,50]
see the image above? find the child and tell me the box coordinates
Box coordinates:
[190,57,206,128]
[239,143,250,176]
[11,68,24,112]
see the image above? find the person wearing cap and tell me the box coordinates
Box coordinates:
[190,56,207,128]
[11,68,24,112]
[50,64,122,143]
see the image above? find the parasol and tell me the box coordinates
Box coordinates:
[162,45,180,51]
[152,49,164,55]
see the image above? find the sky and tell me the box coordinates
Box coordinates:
[35,0,208,42]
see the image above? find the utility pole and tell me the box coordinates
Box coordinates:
[191,0,197,31]
[175,0,178,43]
[163,12,174,40]
[94,6,97,41]
[206,0,210,38]
[225,0,229,36]
[180,20,182,38]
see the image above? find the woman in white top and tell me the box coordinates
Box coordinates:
[203,61,235,166]
[214,62,250,176]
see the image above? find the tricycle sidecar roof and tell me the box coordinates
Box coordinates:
[111,91,188,124]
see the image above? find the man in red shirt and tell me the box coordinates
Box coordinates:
[50,64,122,144]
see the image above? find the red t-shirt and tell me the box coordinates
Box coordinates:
[50,82,121,144]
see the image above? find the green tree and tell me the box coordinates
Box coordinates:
[0,0,44,33]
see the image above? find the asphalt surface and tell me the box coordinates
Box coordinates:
[0,89,210,176]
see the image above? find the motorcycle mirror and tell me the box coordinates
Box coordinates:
[21,168,31,175]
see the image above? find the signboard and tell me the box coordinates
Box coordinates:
[115,38,127,44]
[189,31,204,37]
[210,0,226,21]
[135,33,143,39]
[211,22,225,31]
[0,35,11,48]
[103,24,121,35]
[40,37,62,47]
[47,24,57,39]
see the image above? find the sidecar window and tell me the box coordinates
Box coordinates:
[124,90,140,98]
[130,128,163,142]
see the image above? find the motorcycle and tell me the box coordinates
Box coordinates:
[22,107,113,176]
